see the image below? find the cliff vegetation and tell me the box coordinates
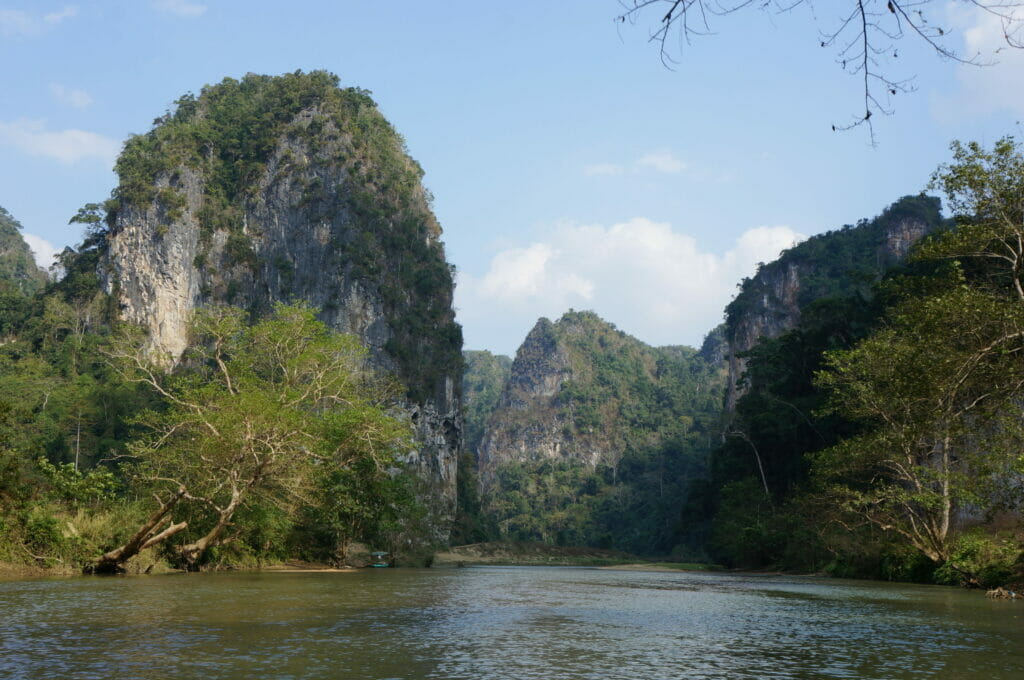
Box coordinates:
[0,72,460,572]
[107,70,461,404]
[473,311,726,556]
[690,139,1024,588]
[0,205,47,301]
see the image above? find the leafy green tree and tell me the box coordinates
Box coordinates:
[0,204,46,296]
[921,137,1024,300]
[814,283,1024,568]
[92,303,412,571]
[801,137,1024,578]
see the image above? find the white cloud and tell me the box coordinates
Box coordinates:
[22,233,58,270]
[0,119,120,165]
[44,5,78,24]
[585,150,725,179]
[50,83,93,109]
[584,163,624,176]
[153,0,207,17]
[456,217,804,354]
[635,149,686,173]
[934,4,1024,118]
[477,243,555,301]
[0,5,77,36]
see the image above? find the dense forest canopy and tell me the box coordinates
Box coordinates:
[688,138,1024,587]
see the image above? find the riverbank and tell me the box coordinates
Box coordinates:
[260,560,357,573]
[600,562,725,573]
[0,561,63,580]
[433,541,722,571]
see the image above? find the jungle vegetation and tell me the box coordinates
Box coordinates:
[686,138,1024,587]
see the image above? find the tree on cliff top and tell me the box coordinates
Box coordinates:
[91,303,412,572]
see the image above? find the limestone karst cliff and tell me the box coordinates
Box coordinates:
[476,317,577,487]
[477,311,725,488]
[470,310,725,552]
[0,205,46,297]
[723,195,944,410]
[98,72,463,523]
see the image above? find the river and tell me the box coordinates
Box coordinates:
[0,566,1021,679]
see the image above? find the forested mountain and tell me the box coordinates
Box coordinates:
[462,173,1023,590]
[470,311,726,555]
[461,199,942,559]
[0,205,46,298]
[690,144,1024,587]
[1,68,1020,588]
[0,71,461,573]
[100,71,463,520]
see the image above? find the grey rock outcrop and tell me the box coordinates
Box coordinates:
[477,317,580,488]
[476,311,726,490]
[723,195,942,410]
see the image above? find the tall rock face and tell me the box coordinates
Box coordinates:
[477,317,576,487]
[477,311,725,488]
[0,205,46,296]
[474,310,725,553]
[723,195,944,410]
[99,72,463,525]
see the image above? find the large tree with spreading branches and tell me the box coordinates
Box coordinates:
[89,303,412,572]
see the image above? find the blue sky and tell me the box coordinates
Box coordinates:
[1,1,1022,355]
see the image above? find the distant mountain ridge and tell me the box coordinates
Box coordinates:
[463,310,724,553]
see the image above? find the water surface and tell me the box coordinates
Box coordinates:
[1,566,1021,679]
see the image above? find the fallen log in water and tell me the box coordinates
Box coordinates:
[985,587,1020,599]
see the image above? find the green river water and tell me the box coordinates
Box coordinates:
[0,566,1021,679]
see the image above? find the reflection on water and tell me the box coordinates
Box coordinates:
[1,567,1021,679]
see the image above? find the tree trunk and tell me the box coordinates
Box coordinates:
[177,489,244,570]
[86,488,187,574]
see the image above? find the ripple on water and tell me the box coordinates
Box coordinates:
[0,568,1021,680]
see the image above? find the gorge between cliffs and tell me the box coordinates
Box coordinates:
[0,72,1022,604]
